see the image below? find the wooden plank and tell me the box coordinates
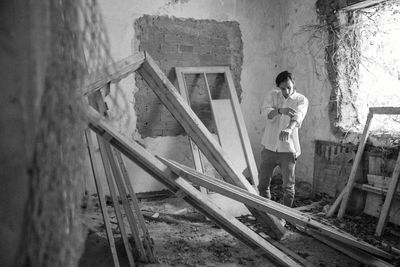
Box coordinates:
[376,152,400,236]
[85,130,120,267]
[326,188,346,217]
[92,89,147,261]
[138,54,285,239]
[257,232,316,267]
[224,68,259,185]
[354,183,400,200]
[175,68,208,194]
[114,151,157,262]
[343,0,386,11]
[82,52,145,97]
[337,111,374,218]
[370,107,400,115]
[84,105,301,267]
[97,137,136,267]
[175,66,228,74]
[159,157,393,260]
[304,228,394,267]
[88,89,136,266]
[103,143,148,261]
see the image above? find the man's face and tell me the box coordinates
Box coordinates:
[278,79,294,99]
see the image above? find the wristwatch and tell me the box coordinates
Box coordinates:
[277,108,281,114]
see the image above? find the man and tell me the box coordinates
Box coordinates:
[258,71,308,207]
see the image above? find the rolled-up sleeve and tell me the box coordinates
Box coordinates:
[292,97,308,128]
[260,90,275,120]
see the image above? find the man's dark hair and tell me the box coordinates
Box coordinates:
[275,71,294,87]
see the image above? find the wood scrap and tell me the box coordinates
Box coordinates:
[84,105,302,267]
[159,157,393,260]
[85,130,120,267]
[376,152,400,236]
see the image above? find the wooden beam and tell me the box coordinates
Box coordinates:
[354,183,400,200]
[85,130,120,267]
[225,68,259,185]
[159,157,393,260]
[370,107,400,115]
[82,52,145,96]
[175,68,208,194]
[88,88,136,267]
[375,152,400,236]
[83,105,301,267]
[137,53,285,239]
[174,66,229,74]
[102,142,148,261]
[97,137,136,267]
[326,188,346,217]
[304,228,394,267]
[337,112,374,218]
[92,89,147,261]
[343,0,387,11]
[114,151,157,262]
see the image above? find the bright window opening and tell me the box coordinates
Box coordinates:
[356,3,400,134]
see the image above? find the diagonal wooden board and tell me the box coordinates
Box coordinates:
[304,228,394,267]
[158,157,393,260]
[84,104,302,267]
[137,52,285,239]
[375,151,400,236]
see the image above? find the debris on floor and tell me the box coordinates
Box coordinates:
[79,192,366,267]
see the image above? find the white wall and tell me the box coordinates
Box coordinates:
[278,0,338,182]
[90,0,335,193]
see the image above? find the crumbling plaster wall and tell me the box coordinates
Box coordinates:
[95,0,348,191]
[96,0,285,192]
[277,0,338,182]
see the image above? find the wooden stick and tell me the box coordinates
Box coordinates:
[137,54,285,239]
[85,130,120,267]
[257,232,316,267]
[159,157,393,260]
[337,112,374,218]
[114,151,157,262]
[97,137,136,267]
[326,188,346,217]
[92,91,148,262]
[103,142,147,261]
[370,107,400,115]
[224,68,259,185]
[354,183,400,200]
[89,89,136,266]
[82,52,145,97]
[304,228,394,267]
[84,105,301,266]
[175,69,210,195]
[375,152,400,236]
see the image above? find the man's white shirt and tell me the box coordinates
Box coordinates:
[260,89,308,157]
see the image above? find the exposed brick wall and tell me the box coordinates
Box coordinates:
[134,15,243,137]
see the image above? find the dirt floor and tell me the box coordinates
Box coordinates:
[78,180,400,267]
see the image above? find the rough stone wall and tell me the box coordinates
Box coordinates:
[134,15,243,138]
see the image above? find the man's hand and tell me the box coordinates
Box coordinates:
[279,127,292,141]
[267,109,279,119]
[279,107,296,117]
